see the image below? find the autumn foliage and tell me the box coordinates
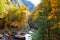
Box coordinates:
[0,0,30,29]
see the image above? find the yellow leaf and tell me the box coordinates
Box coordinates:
[48,13,55,20]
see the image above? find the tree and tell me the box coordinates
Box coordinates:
[0,0,6,18]
[32,0,60,40]
[0,0,30,30]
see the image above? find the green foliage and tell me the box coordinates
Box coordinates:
[0,13,4,18]
[8,9,21,22]
[6,1,12,5]
[0,0,6,18]
[32,0,60,40]
[0,0,29,29]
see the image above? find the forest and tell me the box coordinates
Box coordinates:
[0,0,60,40]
